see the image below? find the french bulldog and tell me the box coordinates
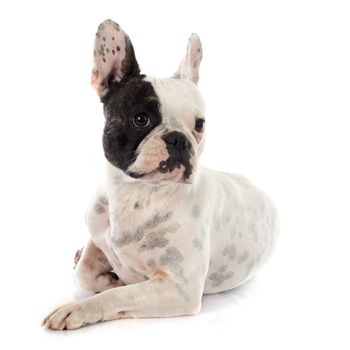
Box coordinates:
[42,19,278,330]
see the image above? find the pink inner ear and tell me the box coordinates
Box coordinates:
[91,20,128,95]
[175,34,203,84]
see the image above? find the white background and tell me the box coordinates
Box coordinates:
[0,0,349,349]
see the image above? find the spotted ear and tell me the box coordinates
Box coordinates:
[174,34,203,84]
[91,19,140,96]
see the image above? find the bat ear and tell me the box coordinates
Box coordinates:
[91,19,140,96]
[173,34,203,84]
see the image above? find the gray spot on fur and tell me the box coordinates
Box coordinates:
[150,186,160,193]
[160,247,183,265]
[160,247,187,283]
[98,23,105,31]
[192,238,203,251]
[209,266,234,287]
[98,195,108,206]
[94,203,105,214]
[147,258,156,268]
[113,211,173,247]
[237,251,249,264]
[175,283,189,302]
[218,265,227,273]
[191,204,200,218]
[222,244,237,260]
[139,231,168,251]
[138,224,180,252]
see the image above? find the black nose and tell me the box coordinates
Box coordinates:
[162,131,190,152]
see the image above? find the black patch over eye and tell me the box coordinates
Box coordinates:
[195,118,205,132]
[133,114,150,128]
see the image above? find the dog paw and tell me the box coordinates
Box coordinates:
[42,301,100,330]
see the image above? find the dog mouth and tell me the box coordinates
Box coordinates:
[126,157,191,181]
[126,169,158,179]
[126,171,147,179]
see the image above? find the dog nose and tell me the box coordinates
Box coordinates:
[162,131,190,152]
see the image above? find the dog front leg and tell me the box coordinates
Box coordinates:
[75,239,125,293]
[42,276,202,330]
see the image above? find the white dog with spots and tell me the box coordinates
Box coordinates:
[42,19,278,330]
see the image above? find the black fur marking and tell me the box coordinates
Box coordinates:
[96,20,164,174]
[160,131,193,179]
[102,77,162,172]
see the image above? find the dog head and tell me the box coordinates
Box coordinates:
[91,19,205,184]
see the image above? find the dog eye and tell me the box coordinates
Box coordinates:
[195,118,205,132]
[133,114,150,128]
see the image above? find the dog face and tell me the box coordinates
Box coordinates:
[91,20,205,184]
